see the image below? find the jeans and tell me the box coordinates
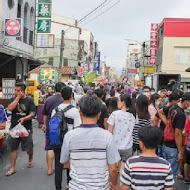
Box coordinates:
[162,145,179,180]
[53,147,71,190]
[157,144,164,158]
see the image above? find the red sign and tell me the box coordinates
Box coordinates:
[150,32,158,40]
[5,19,22,37]
[128,69,136,74]
[150,40,158,48]
[150,48,157,57]
[148,57,157,65]
[151,23,159,31]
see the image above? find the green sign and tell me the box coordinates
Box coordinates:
[84,72,97,84]
[38,3,51,17]
[38,0,52,3]
[37,19,51,33]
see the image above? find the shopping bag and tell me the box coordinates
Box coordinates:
[10,123,29,138]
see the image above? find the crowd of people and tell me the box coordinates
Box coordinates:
[0,81,190,190]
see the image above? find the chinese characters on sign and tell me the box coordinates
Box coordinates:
[151,23,159,31]
[38,4,51,17]
[148,57,157,65]
[37,19,51,33]
[37,34,54,47]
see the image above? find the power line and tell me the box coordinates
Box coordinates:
[78,0,113,24]
[80,0,120,27]
[77,0,109,24]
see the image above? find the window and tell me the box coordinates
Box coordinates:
[29,31,33,46]
[175,48,189,64]
[23,27,28,43]
[8,0,14,9]
[17,2,21,18]
[48,57,54,65]
[64,59,68,66]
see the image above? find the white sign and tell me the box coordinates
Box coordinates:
[37,34,54,48]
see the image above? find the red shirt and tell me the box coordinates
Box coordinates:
[185,118,190,146]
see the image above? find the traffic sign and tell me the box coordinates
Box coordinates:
[135,62,141,68]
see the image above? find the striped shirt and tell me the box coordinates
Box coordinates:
[60,124,121,190]
[133,118,150,145]
[120,156,174,190]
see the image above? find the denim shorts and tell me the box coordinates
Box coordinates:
[162,145,179,179]
[7,131,33,151]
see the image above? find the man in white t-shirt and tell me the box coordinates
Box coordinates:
[51,86,81,190]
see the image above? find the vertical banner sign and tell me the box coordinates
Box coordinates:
[38,3,51,17]
[149,23,159,65]
[95,52,101,71]
[37,19,51,33]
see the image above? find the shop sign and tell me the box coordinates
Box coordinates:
[4,19,23,37]
[37,19,51,33]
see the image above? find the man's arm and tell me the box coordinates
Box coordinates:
[63,161,70,169]
[108,124,114,134]
[42,115,47,132]
[18,111,35,124]
[104,118,108,130]
[119,184,130,190]
[108,163,118,189]
[8,97,20,112]
[158,109,167,125]
[152,115,160,127]
[175,128,183,162]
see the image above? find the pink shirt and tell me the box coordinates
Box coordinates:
[148,104,157,126]
[185,118,190,146]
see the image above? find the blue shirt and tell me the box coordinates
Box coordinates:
[0,105,7,124]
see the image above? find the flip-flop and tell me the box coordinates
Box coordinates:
[27,161,34,168]
[47,170,54,175]
[5,170,17,176]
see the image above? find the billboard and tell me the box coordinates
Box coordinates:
[37,34,54,48]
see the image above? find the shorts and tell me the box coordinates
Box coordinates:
[184,146,190,165]
[45,124,52,151]
[118,147,133,162]
[7,131,33,151]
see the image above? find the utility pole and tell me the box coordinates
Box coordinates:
[59,30,65,69]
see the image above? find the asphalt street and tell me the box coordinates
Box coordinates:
[0,120,189,190]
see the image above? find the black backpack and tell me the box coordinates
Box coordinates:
[49,105,73,146]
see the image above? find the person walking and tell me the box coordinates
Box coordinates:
[120,126,174,190]
[6,83,36,176]
[133,95,150,154]
[158,92,189,179]
[60,94,120,190]
[108,94,135,176]
[42,82,65,175]
[51,86,81,190]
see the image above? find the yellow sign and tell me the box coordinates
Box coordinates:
[144,67,156,74]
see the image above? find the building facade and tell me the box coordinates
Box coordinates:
[157,18,190,90]
[0,0,38,84]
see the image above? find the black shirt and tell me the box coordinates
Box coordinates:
[163,104,186,148]
[97,103,109,129]
[10,97,36,130]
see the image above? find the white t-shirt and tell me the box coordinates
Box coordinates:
[51,103,82,131]
[107,110,135,150]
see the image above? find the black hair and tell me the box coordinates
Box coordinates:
[55,82,66,93]
[100,84,104,89]
[138,126,163,149]
[120,94,132,108]
[132,92,137,99]
[181,92,190,103]
[83,86,90,94]
[90,83,95,88]
[61,86,72,100]
[94,88,104,99]
[110,89,115,97]
[79,95,102,118]
[169,93,180,103]
[15,82,26,91]
[142,86,151,91]
[136,95,149,119]
[109,97,118,114]
[150,88,155,91]
[149,93,160,106]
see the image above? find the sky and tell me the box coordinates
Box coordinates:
[52,0,190,74]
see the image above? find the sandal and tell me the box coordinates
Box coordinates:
[27,161,34,168]
[5,170,17,176]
